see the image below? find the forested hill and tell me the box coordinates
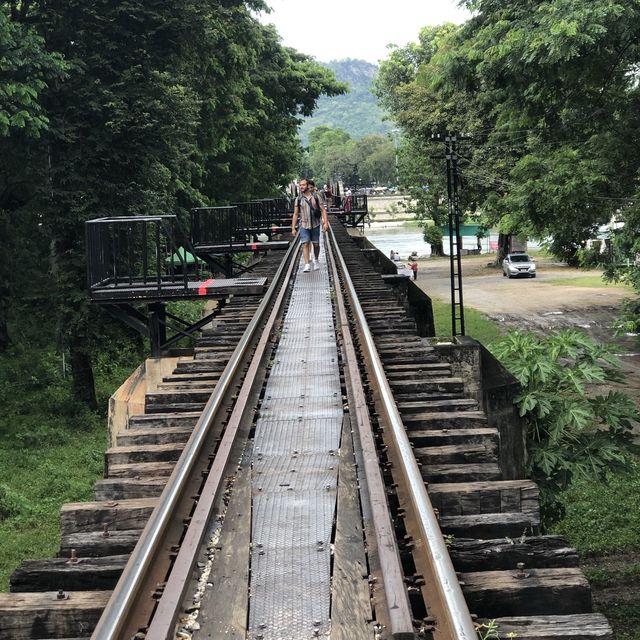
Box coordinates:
[299,59,391,144]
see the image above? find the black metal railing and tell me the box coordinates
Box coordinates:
[236,201,266,233]
[242,199,292,231]
[85,215,202,296]
[352,194,368,212]
[191,206,241,249]
[191,200,292,249]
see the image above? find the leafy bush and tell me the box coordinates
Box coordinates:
[423,224,443,248]
[611,297,640,340]
[576,244,609,268]
[0,346,111,447]
[0,338,122,588]
[491,329,639,518]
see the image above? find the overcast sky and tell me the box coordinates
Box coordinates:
[256,0,471,64]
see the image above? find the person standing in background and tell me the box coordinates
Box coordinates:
[343,188,352,213]
[323,184,333,208]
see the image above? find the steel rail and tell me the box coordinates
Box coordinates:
[328,222,477,640]
[91,238,299,640]
[145,233,299,638]
[326,230,415,639]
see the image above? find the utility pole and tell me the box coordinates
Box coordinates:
[432,132,466,337]
[391,128,400,187]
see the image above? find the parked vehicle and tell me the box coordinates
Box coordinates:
[502,253,537,278]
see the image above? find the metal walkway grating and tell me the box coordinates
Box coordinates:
[248,251,343,640]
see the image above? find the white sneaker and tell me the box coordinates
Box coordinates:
[303,263,311,272]
[313,260,319,271]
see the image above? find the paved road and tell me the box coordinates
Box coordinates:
[416,255,630,315]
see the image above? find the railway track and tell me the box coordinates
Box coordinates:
[0,218,612,639]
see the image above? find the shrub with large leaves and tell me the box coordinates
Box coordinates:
[491,329,639,514]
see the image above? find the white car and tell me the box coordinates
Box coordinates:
[502,253,537,278]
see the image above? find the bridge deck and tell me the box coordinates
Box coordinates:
[89,276,268,302]
[248,254,342,639]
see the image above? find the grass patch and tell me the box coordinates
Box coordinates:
[585,563,640,585]
[600,604,640,639]
[549,457,640,555]
[0,427,105,590]
[548,275,632,288]
[430,296,502,346]
[0,343,140,590]
[528,246,552,257]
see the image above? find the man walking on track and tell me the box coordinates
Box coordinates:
[291,177,329,272]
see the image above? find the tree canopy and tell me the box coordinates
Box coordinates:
[0,0,343,406]
[304,126,396,187]
[375,0,640,277]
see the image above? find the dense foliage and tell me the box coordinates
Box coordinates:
[0,341,142,589]
[304,125,396,186]
[0,0,343,406]
[491,330,639,518]
[375,0,640,312]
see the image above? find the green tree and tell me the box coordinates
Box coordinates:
[375,25,488,253]
[0,6,66,137]
[423,225,444,257]
[308,126,351,147]
[306,127,396,186]
[376,0,640,318]
[0,5,67,351]
[307,126,356,184]
[353,135,395,185]
[200,24,345,201]
[375,3,640,250]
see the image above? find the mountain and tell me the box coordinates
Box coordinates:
[299,58,392,145]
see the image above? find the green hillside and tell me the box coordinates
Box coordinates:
[299,58,391,144]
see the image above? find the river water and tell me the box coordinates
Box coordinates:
[363,224,431,260]
[363,223,500,261]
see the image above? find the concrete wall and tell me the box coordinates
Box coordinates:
[366,195,415,217]
[107,356,182,447]
[429,337,527,480]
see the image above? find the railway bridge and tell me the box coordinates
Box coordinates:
[0,199,612,639]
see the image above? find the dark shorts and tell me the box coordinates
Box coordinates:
[299,225,320,244]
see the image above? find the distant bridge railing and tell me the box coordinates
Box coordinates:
[336,194,368,229]
[191,199,292,252]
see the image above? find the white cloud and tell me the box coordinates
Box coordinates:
[257,0,470,63]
